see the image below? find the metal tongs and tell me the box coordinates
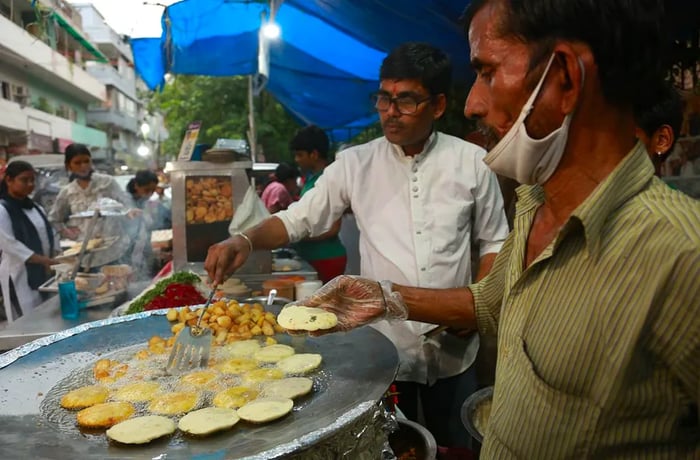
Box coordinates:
[166,285,217,373]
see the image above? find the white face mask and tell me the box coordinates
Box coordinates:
[483,54,584,185]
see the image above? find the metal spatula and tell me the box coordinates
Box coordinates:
[166,286,217,373]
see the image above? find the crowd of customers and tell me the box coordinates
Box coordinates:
[0,143,171,322]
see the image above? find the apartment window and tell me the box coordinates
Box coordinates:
[0,3,11,21]
[1,82,10,100]
[56,104,78,121]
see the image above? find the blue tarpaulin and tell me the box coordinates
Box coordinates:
[131,0,471,141]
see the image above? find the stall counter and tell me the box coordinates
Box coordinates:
[0,281,151,352]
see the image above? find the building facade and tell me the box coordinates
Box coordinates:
[0,0,108,163]
[74,2,168,170]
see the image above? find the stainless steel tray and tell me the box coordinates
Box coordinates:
[0,309,398,459]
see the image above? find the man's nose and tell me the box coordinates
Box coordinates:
[464,84,486,120]
[386,100,402,117]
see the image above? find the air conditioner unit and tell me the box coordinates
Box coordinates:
[12,85,27,97]
[11,86,29,107]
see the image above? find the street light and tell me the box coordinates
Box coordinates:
[140,122,151,138]
[137,144,150,157]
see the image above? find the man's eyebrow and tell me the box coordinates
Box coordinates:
[377,89,424,98]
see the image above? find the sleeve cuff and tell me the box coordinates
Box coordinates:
[275,211,303,243]
[479,240,505,258]
[469,281,499,337]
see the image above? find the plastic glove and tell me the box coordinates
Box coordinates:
[292,275,408,333]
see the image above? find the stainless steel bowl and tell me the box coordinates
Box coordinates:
[460,385,494,444]
[389,418,438,460]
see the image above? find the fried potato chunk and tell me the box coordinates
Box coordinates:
[93,359,128,383]
[112,382,161,403]
[106,415,176,444]
[60,384,109,410]
[212,386,259,409]
[76,401,135,428]
[147,392,198,415]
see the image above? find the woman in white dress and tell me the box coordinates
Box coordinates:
[0,161,58,322]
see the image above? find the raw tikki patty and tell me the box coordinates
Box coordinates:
[277,306,337,331]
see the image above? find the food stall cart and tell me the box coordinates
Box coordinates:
[166,158,317,293]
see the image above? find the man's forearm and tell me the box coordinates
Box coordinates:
[392,284,477,330]
[245,216,291,249]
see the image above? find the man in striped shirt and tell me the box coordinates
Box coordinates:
[296,0,700,457]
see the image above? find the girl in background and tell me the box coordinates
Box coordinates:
[49,143,133,268]
[0,161,57,322]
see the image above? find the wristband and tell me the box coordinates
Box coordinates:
[234,232,253,253]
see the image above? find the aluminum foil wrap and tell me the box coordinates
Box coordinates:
[0,309,399,459]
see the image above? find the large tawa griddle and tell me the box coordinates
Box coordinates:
[0,309,398,459]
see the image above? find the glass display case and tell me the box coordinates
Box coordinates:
[166,160,272,273]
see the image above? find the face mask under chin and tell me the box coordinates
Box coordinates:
[69,170,94,182]
[482,54,584,185]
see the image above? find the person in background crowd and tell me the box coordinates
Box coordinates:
[126,170,160,278]
[127,170,158,205]
[635,82,684,177]
[48,143,134,268]
[295,0,700,457]
[0,161,57,322]
[290,125,347,283]
[205,42,509,448]
[261,162,299,213]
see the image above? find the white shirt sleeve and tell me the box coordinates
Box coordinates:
[276,155,352,243]
[0,206,35,262]
[471,150,510,257]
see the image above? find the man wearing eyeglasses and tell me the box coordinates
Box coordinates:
[205,42,508,447]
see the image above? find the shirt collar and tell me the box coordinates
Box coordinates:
[571,142,654,256]
[389,131,438,160]
[513,142,654,257]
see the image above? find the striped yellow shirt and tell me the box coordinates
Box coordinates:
[471,143,700,459]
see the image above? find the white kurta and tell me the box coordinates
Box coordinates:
[0,205,51,322]
[277,132,509,383]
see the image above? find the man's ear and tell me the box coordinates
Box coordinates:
[652,124,675,156]
[433,93,447,120]
[552,45,585,115]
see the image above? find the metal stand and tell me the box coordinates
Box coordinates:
[70,209,101,279]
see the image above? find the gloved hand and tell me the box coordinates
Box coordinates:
[293,275,408,333]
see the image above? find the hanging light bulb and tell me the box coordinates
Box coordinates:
[262,21,281,39]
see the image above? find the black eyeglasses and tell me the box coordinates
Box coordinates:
[370,92,433,115]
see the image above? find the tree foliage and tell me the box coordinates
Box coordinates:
[146,75,301,163]
[146,76,476,163]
